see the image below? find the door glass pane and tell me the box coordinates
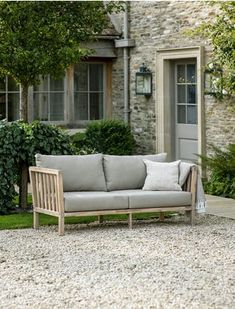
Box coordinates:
[0,78,6,91]
[50,93,64,121]
[0,94,6,120]
[8,93,19,121]
[187,64,196,83]
[177,65,185,83]
[187,85,196,104]
[50,77,64,91]
[177,105,186,124]
[187,105,197,124]
[90,93,103,120]
[8,77,19,91]
[34,93,48,121]
[74,64,88,92]
[177,85,186,103]
[74,93,88,120]
[89,64,103,91]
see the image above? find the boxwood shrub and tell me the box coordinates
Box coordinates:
[83,119,136,155]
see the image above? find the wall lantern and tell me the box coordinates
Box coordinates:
[135,63,152,96]
[204,63,223,97]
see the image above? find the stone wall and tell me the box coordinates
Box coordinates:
[112,1,235,155]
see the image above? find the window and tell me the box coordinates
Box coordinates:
[33,76,65,121]
[1,61,109,126]
[0,76,20,121]
[74,63,104,121]
[176,63,197,124]
[32,62,105,125]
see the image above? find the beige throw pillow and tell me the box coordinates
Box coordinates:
[142,160,182,191]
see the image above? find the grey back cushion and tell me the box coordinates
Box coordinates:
[35,154,107,192]
[103,153,167,191]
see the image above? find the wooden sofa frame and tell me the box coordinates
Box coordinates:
[29,166,197,236]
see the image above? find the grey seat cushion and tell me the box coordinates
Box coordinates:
[112,190,192,209]
[103,153,167,191]
[36,154,107,192]
[64,191,128,212]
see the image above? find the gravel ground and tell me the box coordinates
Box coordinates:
[0,215,234,309]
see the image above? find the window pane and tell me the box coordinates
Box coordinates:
[74,64,88,92]
[89,64,103,91]
[187,64,196,83]
[34,93,48,121]
[177,65,185,83]
[187,85,196,104]
[8,93,19,121]
[50,77,64,91]
[0,94,6,120]
[50,93,64,121]
[177,85,185,103]
[187,105,197,124]
[8,76,19,91]
[90,93,103,120]
[0,78,6,91]
[34,76,48,92]
[74,93,88,120]
[177,105,186,124]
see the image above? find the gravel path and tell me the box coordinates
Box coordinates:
[0,215,234,309]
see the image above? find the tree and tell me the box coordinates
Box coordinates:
[189,1,235,97]
[0,1,123,208]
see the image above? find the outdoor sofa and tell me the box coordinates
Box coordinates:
[29,153,197,236]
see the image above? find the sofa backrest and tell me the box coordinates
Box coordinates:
[103,153,167,191]
[35,154,107,192]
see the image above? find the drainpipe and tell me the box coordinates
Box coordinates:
[115,2,135,124]
[123,3,129,123]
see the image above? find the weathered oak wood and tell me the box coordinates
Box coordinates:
[29,166,197,235]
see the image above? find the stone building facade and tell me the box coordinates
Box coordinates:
[111,1,235,160]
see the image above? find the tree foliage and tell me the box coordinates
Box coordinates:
[0,1,122,85]
[189,1,235,97]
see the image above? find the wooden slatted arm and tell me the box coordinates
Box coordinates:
[29,167,64,214]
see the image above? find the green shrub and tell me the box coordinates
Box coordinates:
[70,131,96,155]
[84,119,136,155]
[0,121,26,214]
[201,144,235,198]
[0,121,75,214]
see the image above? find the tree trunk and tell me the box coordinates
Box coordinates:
[19,161,28,209]
[19,83,29,122]
[19,83,29,209]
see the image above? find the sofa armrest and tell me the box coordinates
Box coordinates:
[29,167,64,214]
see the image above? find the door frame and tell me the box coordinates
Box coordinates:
[156,46,205,163]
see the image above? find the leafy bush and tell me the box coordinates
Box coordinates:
[24,121,75,165]
[201,144,235,198]
[0,121,26,214]
[83,120,136,155]
[0,121,75,214]
[70,131,96,155]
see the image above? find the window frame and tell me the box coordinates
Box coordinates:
[0,76,21,122]
[30,61,108,127]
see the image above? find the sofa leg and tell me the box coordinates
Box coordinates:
[97,215,104,224]
[190,209,195,226]
[58,215,65,236]
[128,213,133,229]
[159,212,165,222]
[33,211,39,229]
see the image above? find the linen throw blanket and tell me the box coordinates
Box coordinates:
[180,162,206,214]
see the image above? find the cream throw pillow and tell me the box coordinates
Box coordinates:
[142,160,182,191]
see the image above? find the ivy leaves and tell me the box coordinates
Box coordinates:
[0,121,74,214]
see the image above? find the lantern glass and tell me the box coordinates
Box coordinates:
[136,72,152,95]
